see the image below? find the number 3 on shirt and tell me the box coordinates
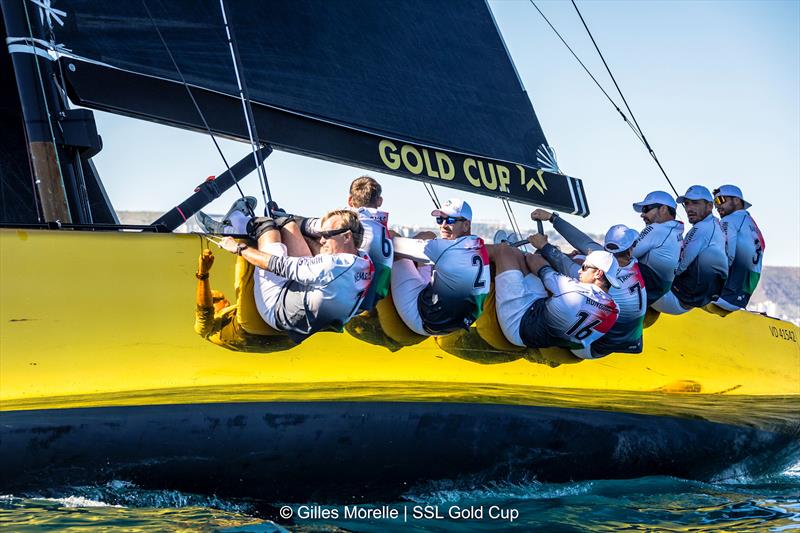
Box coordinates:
[565,311,601,340]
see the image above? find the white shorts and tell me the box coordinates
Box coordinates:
[495,270,547,347]
[390,258,432,336]
[711,298,742,312]
[253,242,289,330]
[651,291,691,315]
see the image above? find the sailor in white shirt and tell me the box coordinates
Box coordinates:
[712,185,765,311]
[652,185,728,315]
[391,198,490,336]
[630,191,684,305]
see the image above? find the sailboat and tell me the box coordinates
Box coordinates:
[1,0,797,501]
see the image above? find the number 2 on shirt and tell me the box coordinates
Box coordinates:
[472,255,486,289]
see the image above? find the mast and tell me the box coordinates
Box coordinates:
[1,0,101,224]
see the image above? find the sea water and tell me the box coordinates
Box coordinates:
[1,464,798,532]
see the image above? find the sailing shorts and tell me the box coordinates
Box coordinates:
[390,258,433,336]
[495,270,548,347]
[253,242,290,330]
[651,290,691,315]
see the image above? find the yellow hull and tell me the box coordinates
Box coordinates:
[1,228,798,498]
[1,228,797,409]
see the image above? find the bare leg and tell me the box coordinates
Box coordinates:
[487,244,529,275]
[280,220,313,257]
[257,227,282,251]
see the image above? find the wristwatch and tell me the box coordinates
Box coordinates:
[195,272,209,280]
[236,242,248,256]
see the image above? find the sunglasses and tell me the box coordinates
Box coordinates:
[713,196,728,206]
[580,264,598,272]
[640,204,661,213]
[319,227,351,239]
[436,216,466,225]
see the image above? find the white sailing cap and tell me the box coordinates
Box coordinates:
[632,190,677,212]
[714,184,752,209]
[584,250,622,288]
[676,185,713,204]
[604,224,639,253]
[431,198,472,221]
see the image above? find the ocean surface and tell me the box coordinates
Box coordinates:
[2,463,798,532]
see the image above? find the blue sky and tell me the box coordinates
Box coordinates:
[92,0,800,266]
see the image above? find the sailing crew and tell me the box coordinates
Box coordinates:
[390,198,490,335]
[193,249,295,352]
[489,243,619,359]
[651,185,728,315]
[712,185,765,311]
[298,176,393,312]
[218,209,373,343]
[630,191,684,304]
[530,210,646,355]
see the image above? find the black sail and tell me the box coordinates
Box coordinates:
[39,0,587,213]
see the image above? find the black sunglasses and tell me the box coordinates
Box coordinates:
[580,264,598,272]
[319,227,351,239]
[713,196,728,206]
[436,216,466,225]
[640,204,662,213]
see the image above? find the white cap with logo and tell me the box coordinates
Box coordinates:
[604,224,639,253]
[714,184,752,209]
[431,198,473,221]
[676,185,714,204]
[584,250,622,288]
[632,190,677,212]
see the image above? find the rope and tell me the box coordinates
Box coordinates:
[219,0,273,210]
[501,198,528,252]
[570,0,679,196]
[142,0,254,216]
[423,183,440,209]
[529,0,645,146]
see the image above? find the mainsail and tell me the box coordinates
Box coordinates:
[5,0,589,216]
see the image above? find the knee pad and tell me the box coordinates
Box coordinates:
[247,216,277,240]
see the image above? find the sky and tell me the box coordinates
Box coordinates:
[91,0,800,266]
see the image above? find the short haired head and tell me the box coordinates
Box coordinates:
[320,208,364,250]
[431,198,472,239]
[603,224,639,259]
[632,190,677,224]
[348,176,382,208]
[582,250,622,290]
[713,184,750,217]
[677,185,714,224]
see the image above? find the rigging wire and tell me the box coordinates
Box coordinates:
[219,0,273,210]
[528,0,645,147]
[570,0,679,196]
[423,182,441,209]
[141,0,254,216]
[501,198,528,251]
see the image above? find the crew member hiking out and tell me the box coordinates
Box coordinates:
[712,185,765,311]
[530,209,646,356]
[651,185,728,315]
[218,207,373,343]
[630,191,684,305]
[489,242,620,359]
[193,248,295,352]
[390,198,490,336]
[297,176,393,312]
